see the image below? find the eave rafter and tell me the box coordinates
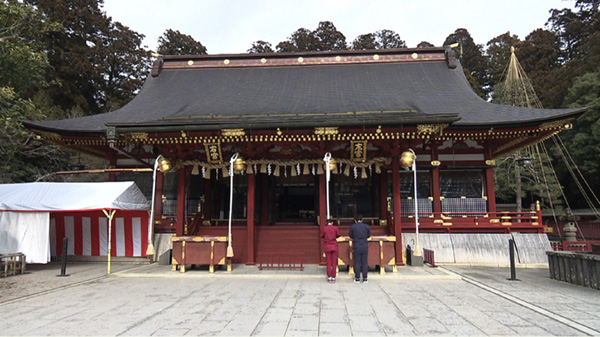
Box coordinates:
[33,118,575,161]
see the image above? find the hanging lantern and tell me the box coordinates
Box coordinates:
[157,156,173,173]
[516,157,532,168]
[400,151,415,168]
[233,156,247,172]
[327,158,337,172]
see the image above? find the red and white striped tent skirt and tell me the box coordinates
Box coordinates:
[50,210,149,257]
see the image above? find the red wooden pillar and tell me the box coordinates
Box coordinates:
[379,169,388,226]
[485,147,497,213]
[485,168,496,212]
[318,173,327,265]
[261,174,269,225]
[246,173,256,265]
[176,168,186,236]
[431,167,441,214]
[392,154,404,265]
[107,150,117,182]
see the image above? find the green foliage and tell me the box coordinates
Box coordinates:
[247,40,274,54]
[0,0,70,182]
[486,32,520,88]
[554,69,600,208]
[352,29,406,50]
[156,29,207,55]
[494,151,564,212]
[26,0,150,115]
[416,41,435,48]
[444,29,490,99]
[276,21,346,52]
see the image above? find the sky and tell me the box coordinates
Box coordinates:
[102,0,576,54]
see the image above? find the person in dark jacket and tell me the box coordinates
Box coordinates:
[321,218,341,283]
[349,215,370,283]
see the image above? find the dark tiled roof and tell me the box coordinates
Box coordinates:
[23,49,585,135]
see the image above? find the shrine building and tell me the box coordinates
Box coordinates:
[23,47,586,266]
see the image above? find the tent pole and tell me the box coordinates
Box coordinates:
[103,209,116,274]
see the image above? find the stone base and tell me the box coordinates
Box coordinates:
[547,251,600,290]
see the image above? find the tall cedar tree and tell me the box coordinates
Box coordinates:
[276,21,346,52]
[0,0,70,182]
[157,29,207,55]
[352,29,406,50]
[25,0,150,115]
[444,29,490,99]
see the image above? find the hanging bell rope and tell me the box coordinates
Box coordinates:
[226,153,238,258]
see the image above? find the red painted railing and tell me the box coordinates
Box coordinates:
[394,209,543,233]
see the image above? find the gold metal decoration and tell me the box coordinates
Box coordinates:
[417,124,448,135]
[351,140,367,162]
[224,59,230,65]
[400,151,415,168]
[298,57,304,63]
[540,119,573,130]
[128,132,148,142]
[373,54,379,60]
[221,128,245,137]
[563,123,573,130]
[314,127,339,135]
[187,60,194,65]
[431,160,441,166]
[411,53,418,59]
[36,131,61,141]
[335,56,341,61]
[276,128,282,136]
[204,143,223,163]
[485,159,496,166]
[261,58,267,64]
[328,158,337,171]
[233,156,247,172]
[157,156,173,173]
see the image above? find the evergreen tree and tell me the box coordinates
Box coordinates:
[156,29,207,55]
[247,40,274,53]
[351,29,406,50]
[0,0,70,182]
[444,29,490,99]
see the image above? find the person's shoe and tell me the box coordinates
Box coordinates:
[331,278,336,283]
[363,279,368,284]
[328,277,333,283]
[354,279,360,283]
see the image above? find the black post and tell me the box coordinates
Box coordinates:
[509,239,516,280]
[58,237,69,277]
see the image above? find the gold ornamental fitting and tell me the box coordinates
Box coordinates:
[157,156,173,173]
[400,151,415,168]
[233,157,247,172]
[328,158,337,171]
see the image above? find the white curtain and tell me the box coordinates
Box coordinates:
[0,211,50,263]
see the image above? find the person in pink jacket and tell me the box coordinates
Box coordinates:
[320,218,341,283]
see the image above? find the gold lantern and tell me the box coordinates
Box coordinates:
[328,158,337,172]
[233,156,247,172]
[400,151,415,168]
[157,156,173,173]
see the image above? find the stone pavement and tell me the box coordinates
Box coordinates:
[0,262,599,336]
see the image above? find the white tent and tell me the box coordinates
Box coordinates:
[0,182,150,263]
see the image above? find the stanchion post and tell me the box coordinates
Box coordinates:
[58,237,69,277]
[509,239,516,280]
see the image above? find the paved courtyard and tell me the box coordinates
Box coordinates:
[0,262,599,336]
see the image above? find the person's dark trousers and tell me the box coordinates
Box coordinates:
[353,248,368,280]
